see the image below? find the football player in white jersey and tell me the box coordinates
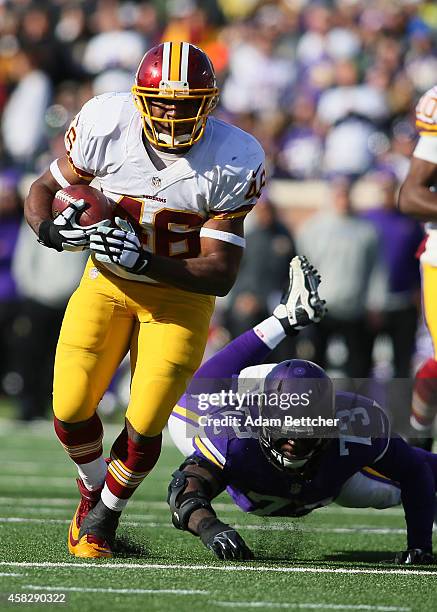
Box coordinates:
[24,42,265,558]
[398,85,437,450]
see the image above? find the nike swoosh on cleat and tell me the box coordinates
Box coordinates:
[69,526,79,548]
[68,508,81,548]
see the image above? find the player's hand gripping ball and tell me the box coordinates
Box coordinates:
[39,185,114,252]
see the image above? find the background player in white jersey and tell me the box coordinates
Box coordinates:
[399,85,437,450]
[24,42,265,558]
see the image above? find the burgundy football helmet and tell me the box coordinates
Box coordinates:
[132,41,219,148]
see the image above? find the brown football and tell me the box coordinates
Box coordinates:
[52,185,114,226]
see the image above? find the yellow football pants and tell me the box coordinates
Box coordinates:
[53,259,214,436]
[422,262,437,359]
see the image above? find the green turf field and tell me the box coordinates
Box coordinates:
[0,420,437,612]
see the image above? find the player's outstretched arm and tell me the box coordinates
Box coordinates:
[398,157,437,220]
[167,457,254,561]
[373,436,436,564]
[91,216,245,296]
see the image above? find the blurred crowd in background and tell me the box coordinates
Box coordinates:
[0,0,435,420]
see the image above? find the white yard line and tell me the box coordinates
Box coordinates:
[212,603,410,611]
[0,496,402,515]
[0,518,70,524]
[0,470,174,487]
[0,476,76,487]
[23,585,208,595]
[1,561,437,577]
[0,507,161,520]
[0,572,25,577]
[0,518,142,528]
[0,516,406,535]
[0,507,72,516]
[0,496,237,511]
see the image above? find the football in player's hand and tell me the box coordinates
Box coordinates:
[52,185,114,226]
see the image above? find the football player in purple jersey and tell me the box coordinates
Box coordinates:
[167,256,437,565]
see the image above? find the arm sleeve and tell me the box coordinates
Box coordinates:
[374,435,435,551]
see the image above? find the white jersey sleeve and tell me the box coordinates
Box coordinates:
[413,86,437,165]
[207,122,265,220]
[64,93,130,180]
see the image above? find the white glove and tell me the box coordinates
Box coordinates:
[90,217,151,273]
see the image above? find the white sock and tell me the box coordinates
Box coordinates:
[254,316,286,349]
[77,456,107,491]
[101,483,129,511]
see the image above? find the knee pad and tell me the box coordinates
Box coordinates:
[167,456,218,532]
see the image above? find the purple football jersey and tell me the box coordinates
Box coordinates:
[186,390,390,516]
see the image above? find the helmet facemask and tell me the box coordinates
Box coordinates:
[132,82,218,149]
[259,429,328,473]
[257,359,334,474]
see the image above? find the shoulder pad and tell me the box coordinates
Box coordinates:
[77,92,134,139]
[210,118,265,172]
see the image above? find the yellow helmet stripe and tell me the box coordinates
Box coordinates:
[169,41,182,81]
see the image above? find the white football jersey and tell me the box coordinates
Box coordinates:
[413,85,437,165]
[412,86,437,239]
[63,92,265,282]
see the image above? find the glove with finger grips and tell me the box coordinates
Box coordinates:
[90,217,151,274]
[39,199,111,252]
[198,517,253,561]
